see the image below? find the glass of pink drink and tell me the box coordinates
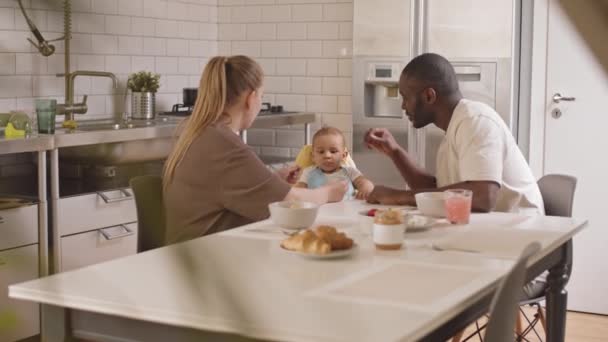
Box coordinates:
[444,189,473,224]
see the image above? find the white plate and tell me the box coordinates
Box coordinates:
[281,244,359,260]
[405,215,438,232]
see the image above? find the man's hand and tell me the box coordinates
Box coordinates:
[364,128,400,157]
[366,185,411,205]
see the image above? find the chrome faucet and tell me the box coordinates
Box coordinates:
[57,71,118,121]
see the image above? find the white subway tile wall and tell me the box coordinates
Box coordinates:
[0,0,354,160]
[218,0,353,157]
[0,0,218,121]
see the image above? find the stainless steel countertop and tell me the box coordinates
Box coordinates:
[0,134,54,154]
[250,112,316,129]
[0,112,316,154]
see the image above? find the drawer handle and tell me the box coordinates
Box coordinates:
[0,216,4,224]
[97,189,133,204]
[99,224,134,241]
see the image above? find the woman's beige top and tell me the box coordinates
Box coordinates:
[164,123,291,244]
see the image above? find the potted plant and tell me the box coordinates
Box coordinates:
[127,71,160,120]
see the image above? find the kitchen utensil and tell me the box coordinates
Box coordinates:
[182,88,198,107]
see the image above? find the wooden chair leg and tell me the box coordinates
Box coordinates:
[451,329,465,342]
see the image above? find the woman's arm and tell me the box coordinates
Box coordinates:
[284,181,347,204]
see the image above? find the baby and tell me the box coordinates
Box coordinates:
[294,127,374,200]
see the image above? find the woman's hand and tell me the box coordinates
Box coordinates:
[324,180,348,202]
[276,164,301,184]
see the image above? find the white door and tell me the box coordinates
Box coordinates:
[544,1,608,314]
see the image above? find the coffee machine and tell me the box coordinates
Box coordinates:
[164,88,198,116]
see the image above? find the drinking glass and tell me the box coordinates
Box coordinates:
[35,99,57,134]
[444,189,473,224]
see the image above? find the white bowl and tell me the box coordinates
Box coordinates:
[358,210,375,235]
[414,192,446,218]
[268,201,319,230]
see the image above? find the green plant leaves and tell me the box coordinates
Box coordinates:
[127,71,161,93]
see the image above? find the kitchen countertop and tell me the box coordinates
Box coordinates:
[0,134,54,154]
[0,112,317,154]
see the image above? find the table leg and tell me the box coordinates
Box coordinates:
[41,305,70,342]
[545,239,572,342]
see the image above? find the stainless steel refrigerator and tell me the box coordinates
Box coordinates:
[352,0,519,188]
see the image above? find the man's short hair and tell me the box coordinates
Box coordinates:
[401,53,460,96]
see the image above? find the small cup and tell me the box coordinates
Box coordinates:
[373,223,405,250]
[444,189,473,224]
[35,99,57,134]
[372,209,405,250]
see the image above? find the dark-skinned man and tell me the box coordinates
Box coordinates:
[364,53,544,215]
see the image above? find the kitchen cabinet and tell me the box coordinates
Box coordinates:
[428,0,514,59]
[0,244,40,341]
[54,187,138,272]
[0,204,38,251]
[61,223,137,272]
[353,0,411,57]
[56,189,137,237]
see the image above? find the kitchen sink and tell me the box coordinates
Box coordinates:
[58,117,180,164]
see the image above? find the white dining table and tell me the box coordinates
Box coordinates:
[9,200,587,342]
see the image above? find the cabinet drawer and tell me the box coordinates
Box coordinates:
[0,204,38,251]
[0,244,40,341]
[58,189,137,236]
[61,223,138,272]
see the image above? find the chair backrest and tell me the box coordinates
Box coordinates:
[485,242,542,342]
[129,175,166,252]
[538,174,577,217]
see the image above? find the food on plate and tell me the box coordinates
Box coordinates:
[406,214,428,227]
[281,225,354,255]
[373,209,403,225]
[314,225,354,250]
[366,208,378,217]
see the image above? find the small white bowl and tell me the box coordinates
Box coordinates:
[268,201,319,230]
[414,192,446,218]
[358,210,375,235]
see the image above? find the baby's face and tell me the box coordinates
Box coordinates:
[312,134,346,172]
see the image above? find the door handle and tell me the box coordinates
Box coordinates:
[98,224,134,240]
[552,93,576,103]
[97,189,132,203]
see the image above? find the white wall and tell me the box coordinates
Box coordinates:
[0,0,218,122]
[0,0,355,160]
[217,0,354,158]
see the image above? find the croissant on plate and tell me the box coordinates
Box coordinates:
[281,225,353,255]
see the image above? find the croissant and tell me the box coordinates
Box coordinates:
[281,226,353,255]
[330,232,354,251]
[281,230,316,251]
[315,225,338,243]
[302,238,331,255]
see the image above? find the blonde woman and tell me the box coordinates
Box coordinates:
[163,56,346,244]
